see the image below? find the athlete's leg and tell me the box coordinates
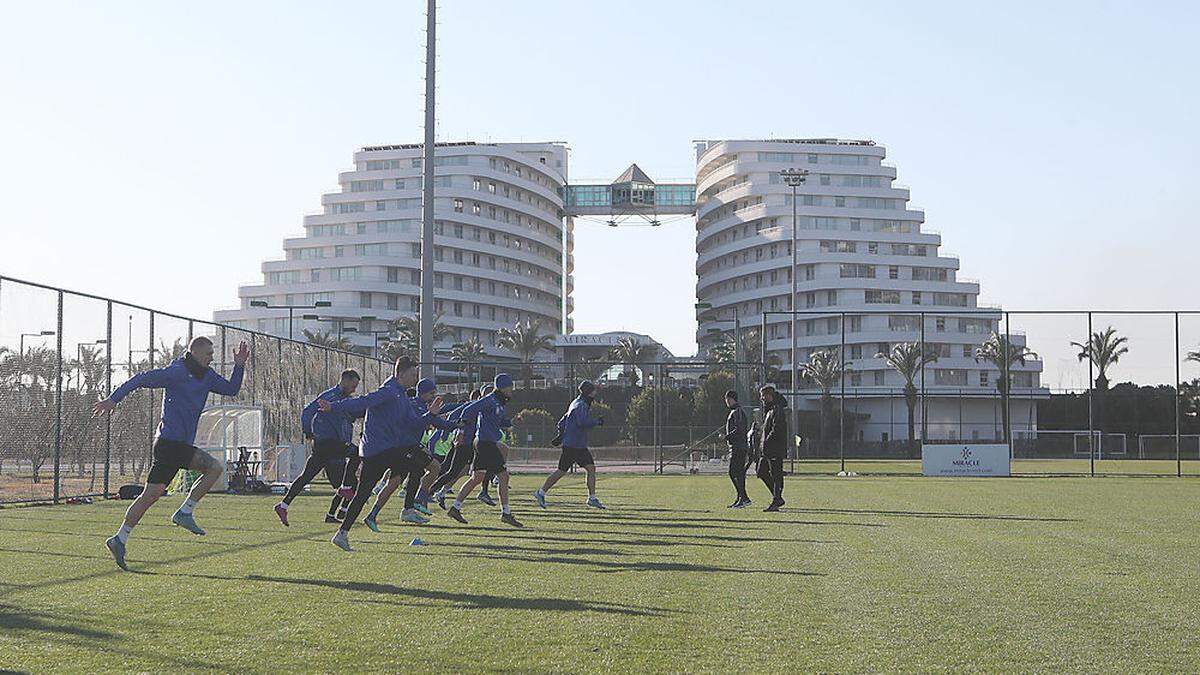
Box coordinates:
[181,450,223,507]
[540,469,567,493]
[584,465,597,498]
[121,482,166,529]
[280,452,326,505]
[498,469,510,511]
[324,457,347,518]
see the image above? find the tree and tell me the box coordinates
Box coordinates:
[303,329,353,351]
[512,408,555,446]
[710,327,780,389]
[876,342,938,456]
[800,348,849,453]
[609,337,658,389]
[393,313,454,358]
[567,357,611,384]
[975,333,1038,445]
[626,387,693,446]
[1072,327,1129,393]
[692,370,736,432]
[496,319,555,387]
[450,339,487,387]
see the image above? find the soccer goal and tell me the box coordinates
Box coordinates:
[1013,430,1126,459]
[1136,434,1200,459]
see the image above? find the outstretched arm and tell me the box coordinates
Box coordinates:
[92,366,177,416]
[207,342,249,396]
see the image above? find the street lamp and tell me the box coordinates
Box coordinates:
[779,167,809,459]
[70,340,107,390]
[302,315,357,344]
[19,330,56,355]
[697,301,742,403]
[249,300,331,340]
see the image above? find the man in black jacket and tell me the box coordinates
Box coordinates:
[756,385,787,512]
[723,390,751,508]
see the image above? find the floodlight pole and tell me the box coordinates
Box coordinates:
[419,0,437,374]
[780,168,808,463]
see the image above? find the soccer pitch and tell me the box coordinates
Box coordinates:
[1,475,1197,673]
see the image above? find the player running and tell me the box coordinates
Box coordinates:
[319,356,446,551]
[274,369,363,526]
[94,336,249,571]
[446,374,523,527]
[534,380,606,509]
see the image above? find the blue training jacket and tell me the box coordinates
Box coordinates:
[424,401,468,454]
[460,392,512,444]
[301,385,363,444]
[326,377,439,457]
[559,395,602,449]
[109,358,244,446]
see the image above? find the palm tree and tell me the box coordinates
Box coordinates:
[800,348,849,452]
[450,338,487,387]
[303,329,353,351]
[974,332,1038,445]
[876,342,938,455]
[496,319,555,387]
[709,328,779,387]
[1071,327,1129,440]
[1071,327,1129,393]
[392,313,454,358]
[569,357,611,385]
[609,337,658,387]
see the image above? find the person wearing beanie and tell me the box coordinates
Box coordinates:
[446,373,523,527]
[534,380,606,510]
[723,389,751,508]
[428,386,484,507]
[756,385,788,511]
[362,377,460,528]
[318,355,446,551]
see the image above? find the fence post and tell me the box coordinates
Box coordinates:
[1175,312,1182,478]
[53,290,64,504]
[1004,312,1012,461]
[104,301,113,497]
[1086,312,1094,477]
[840,311,846,474]
[148,312,156,476]
[920,311,926,455]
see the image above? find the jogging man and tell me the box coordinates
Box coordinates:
[429,386,482,507]
[723,389,751,508]
[274,369,362,526]
[447,374,522,527]
[94,336,249,570]
[756,385,787,512]
[319,356,445,551]
[363,378,460,526]
[534,380,605,509]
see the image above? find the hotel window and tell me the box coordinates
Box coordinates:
[310,270,320,282]
[472,202,481,215]
[473,179,481,191]
[850,219,860,231]
[802,195,819,206]
[387,294,399,310]
[827,290,837,306]
[912,292,922,305]
[962,345,972,357]
[980,371,989,387]
[334,246,344,258]
[865,290,901,304]
[820,174,831,186]
[850,316,862,332]
[874,370,886,386]
[936,317,947,332]
[356,223,366,234]
[454,199,463,213]
[808,154,819,163]
[869,242,879,255]
[850,344,862,359]
[835,196,846,207]
[359,292,372,309]
[850,372,862,386]
[387,267,399,283]
[889,266,898,279]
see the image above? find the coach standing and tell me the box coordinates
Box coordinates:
[756,385,787,512]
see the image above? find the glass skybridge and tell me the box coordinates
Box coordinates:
[563,164,695,226]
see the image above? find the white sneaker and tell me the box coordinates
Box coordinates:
[331,530,353,552]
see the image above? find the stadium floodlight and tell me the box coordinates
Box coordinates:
[20,330,56,355]
[779,167,809,458]
[249,300,334,340]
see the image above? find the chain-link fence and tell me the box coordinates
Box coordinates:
[0,276,392,504]
[4,273,1198,504]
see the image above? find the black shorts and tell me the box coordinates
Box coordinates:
[558,446,595,472]
[473,440,507,474]
[148,438,199,485]
[313,437,356,460]
[365,445,430,476]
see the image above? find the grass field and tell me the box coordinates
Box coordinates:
[1,474,1198,673]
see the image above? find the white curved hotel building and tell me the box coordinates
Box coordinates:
[214,142,572,360]
[693,139,1044,442]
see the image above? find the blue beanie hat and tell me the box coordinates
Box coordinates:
[494,373,514,390]
[416,378,437,395]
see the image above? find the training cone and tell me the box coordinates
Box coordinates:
[410,537,426,546]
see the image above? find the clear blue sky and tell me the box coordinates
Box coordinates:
[1,1,1197,386]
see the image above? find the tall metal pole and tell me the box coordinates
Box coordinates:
[733,304,741,404]
[1175,312,1182,478]
[418,0,437,373]
[790,183,798,465]
[104,301,113,497]
[1087,312,1094,477]
[839,311,846,474]
[53,291,64,504]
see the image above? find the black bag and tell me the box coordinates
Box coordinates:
[117,484,144,500]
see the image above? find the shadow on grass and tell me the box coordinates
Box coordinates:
[223,574,679,616]
[454,528,838,547]
[415,550,824,577]
[794,507,1081,523]
[525,512,885,529]
[0,603,115,640]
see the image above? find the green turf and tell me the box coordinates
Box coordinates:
[1,474,1197,673]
